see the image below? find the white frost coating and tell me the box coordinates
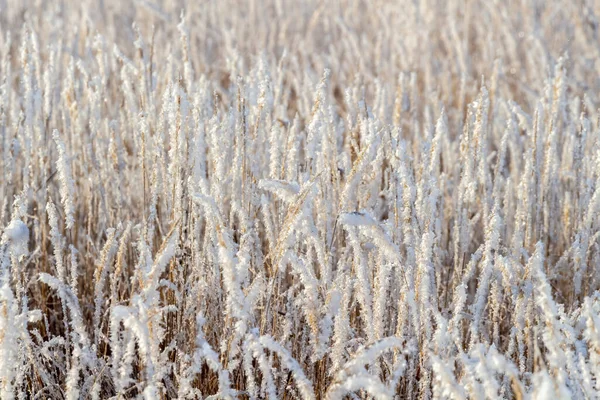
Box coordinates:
[343,337,404,373]
[1,219,29,258]
[258,179,300,202]
[326,375,394,400]
[259,335,315,400]
[338,211,377,227]
[532,370,557,400]
[326,337,405,399]
[0,281,18,400]
[143,385,160,400]
[188,314,235,399]
[53,129,76,229]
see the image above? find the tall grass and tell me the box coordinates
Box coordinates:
[1,0,600,398]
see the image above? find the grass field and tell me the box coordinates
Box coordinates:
[1,0,600,398]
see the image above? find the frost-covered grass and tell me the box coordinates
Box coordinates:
[1,0,600,398]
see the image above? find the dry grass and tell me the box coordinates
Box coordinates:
[1,0,600,399]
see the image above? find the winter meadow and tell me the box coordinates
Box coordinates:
[1,0,600,398]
